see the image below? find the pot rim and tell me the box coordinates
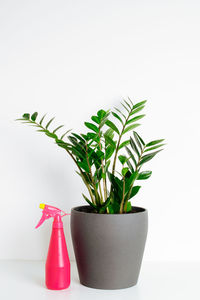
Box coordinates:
[71,205,147,216]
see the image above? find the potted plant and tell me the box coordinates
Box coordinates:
[16,98,164,289]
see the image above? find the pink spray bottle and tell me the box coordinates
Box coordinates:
[35,203,71,290]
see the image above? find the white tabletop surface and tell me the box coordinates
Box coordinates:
[0,260,199,300]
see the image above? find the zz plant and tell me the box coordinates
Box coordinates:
[16,98,164,214]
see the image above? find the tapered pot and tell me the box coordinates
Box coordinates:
[70,205,148,290]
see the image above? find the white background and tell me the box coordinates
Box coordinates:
[0,0,200,262]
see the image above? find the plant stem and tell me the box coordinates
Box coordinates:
[119,175,125,214]
[98,128,107,203]
[85,142,100,205]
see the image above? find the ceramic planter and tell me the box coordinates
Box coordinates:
[70,205,148,290]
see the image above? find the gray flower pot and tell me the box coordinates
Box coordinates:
[70,205,148,290]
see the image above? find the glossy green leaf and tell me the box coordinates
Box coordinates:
[129,185,141,199]
[139,150,163,166]
[130,105,145,116]
[77,160,90,173]
[118,155,127,165]
[105,145,115,160]
[104,134,116,148]
[84,122,99,133]
[22,113,30,120]
[125,171,138,193]
[112,112,123,125]
[104,128,114,139]
[119,140,130,150]
[46,117,55,129]
[133,100,147,109]
[31,112,38,121]
[133,131,145,147]
[97,109,106,120]
[91,115,100,124]
[146,139,165,147]
[126,201,132,213]
[126,159,134,173]
[130,136,140,157]
[45,132,57,139]
[122,123,140,135]
[137,171,152,180]
[122,167,129,176]
[105,120,119,134]
[126,115,145,125]
[125,146,137,167]
[96,150,104,159]
[144,144,165,152]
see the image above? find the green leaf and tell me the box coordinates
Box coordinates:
[130,105,145,116]
[108,202,120,214]
[133,100,147,109]
[104,160,111,172]
[105,120,119,135]
[118,155,127,165]
[125,171,138,193]
[119,140,130,150]
[126,114,145,125]
[84,122,99,133]
[112,112,123,125]
[129,186,141,199]
[91,115,100,124]
[104,128,114,139]
[133,131,145,147]
[45,132,57,139]
[125,146,137,167]
[97,109,107,120]
[31,112,38,121]
[104,134,116,148]
[114,107,126,119]
[105,145,115,160]
[126,201,132,212]
[77,160,90,173]
[121,101,130,113]
[130,136,140,157]
[122,124,140,135]
[146,139,165,147]
[127,97,133,105]
[144,144,165,152]
[46,117,55,129]
[139,150,163,166]
[126,159,134,173]
[123,99,131,109]
[53,125,64,133]
[137,171,152,180]
[39,114,46,125]
[82,194,97,210]
[60,129,72,139]
[22,113,30,120]
[122,167,129,176]
[71,133,85,143]
[96,150,104,159]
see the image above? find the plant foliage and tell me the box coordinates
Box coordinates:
[16,98,165,214]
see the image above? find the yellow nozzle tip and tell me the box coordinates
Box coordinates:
[39,203,45,209]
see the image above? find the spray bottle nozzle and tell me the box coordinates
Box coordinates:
[35,204,70,229]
